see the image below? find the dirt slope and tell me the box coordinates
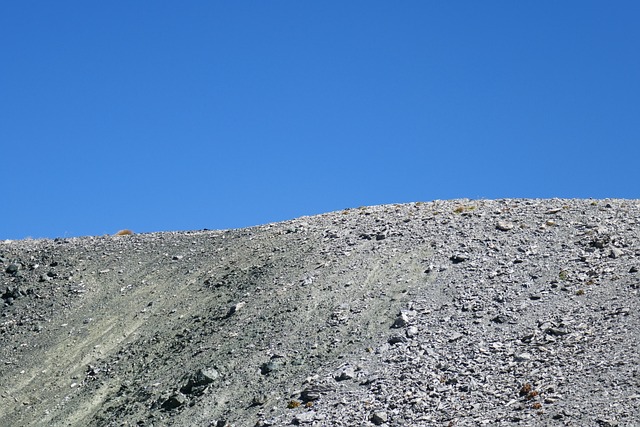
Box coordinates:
[1,199,638,427]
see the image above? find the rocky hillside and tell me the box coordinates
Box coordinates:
[1,199,638,427]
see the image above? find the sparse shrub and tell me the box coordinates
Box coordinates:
[454,205,476,214]
[519,383,532,396]
[287,400,301,409]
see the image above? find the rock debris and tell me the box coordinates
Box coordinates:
[0,199,639,426]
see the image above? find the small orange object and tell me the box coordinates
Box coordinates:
[115,229,134,236]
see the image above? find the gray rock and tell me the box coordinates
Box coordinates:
[292,411,316,424]
[300,384,334,402]
[391,312,410,328]
[496,221,514,231]
[388,335,408,345]
[371,411,388,425]
[609,248,624,258]
[5,263,20,275]
[180,368,219,395]
[514,352,532,362]
[450,253,469,263]
[448,332,463,342]
[596,419,619,427]
[334,365,356,381]
[260,361,280,375]
[406,326,419,338]
[161,393,187,410]
[251,393,268,406]
[225,301,246,318]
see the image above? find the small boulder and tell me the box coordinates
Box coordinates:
[371,411,388,425]
[180,368,219,395]
[161,393,187,411]
[5,263,20,275]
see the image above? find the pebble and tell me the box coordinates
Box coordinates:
[610,248,624,258]
[388,335,407,345]
[448,332,463,342]
[334,365,355,381]
[260,361,279,375]
[514,352,532,362]
[496,221,514,231]
[406,326,418,338]
[450,253,469,263]
[292,411,316,424]
[391,312,410,328]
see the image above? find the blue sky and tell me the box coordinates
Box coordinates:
[2,2,639,239]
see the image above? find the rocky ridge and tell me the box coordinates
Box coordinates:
[0,199,638,426]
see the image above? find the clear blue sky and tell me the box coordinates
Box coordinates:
[2,2,639,239]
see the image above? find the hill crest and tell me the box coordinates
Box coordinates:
[1,199,638,426]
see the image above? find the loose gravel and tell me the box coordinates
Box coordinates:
[1,199,638,426]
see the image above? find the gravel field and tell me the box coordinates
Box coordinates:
[1,199,638,427]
